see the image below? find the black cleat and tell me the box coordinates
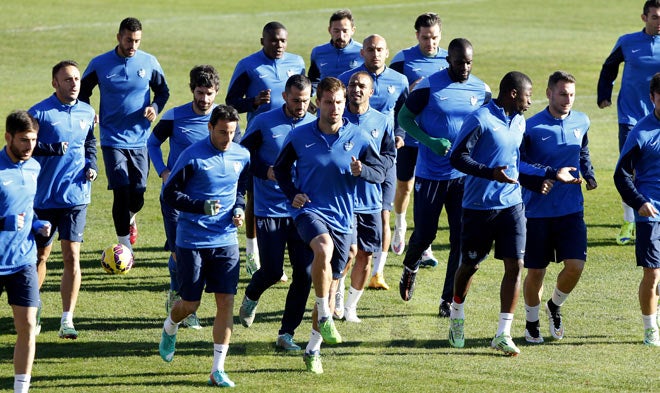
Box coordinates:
[438,300,451,318]
[399,267,418,301]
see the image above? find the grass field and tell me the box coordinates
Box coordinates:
[0,0,658,391]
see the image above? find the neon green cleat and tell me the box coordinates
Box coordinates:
[616,221,635,245]
[318,318,342,344]
[643,328,660,347]
[491,334,520,356]
[448,318,465,348]
[303,351,323,374]
[159,329,176,362]
[58,321,78,340]
[183,312,202,330]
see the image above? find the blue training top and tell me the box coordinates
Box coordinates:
[309,40,363,88]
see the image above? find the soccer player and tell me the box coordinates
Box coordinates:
[0,110,51,393]
[29,60,97,339]
[340,71,396,322]
[79,17,170,252]
[338,34,408,291]
[521,71,597,344]
[237,74,316,351]
[273,77,389,373]
[308,9,363,89]
[158,105,249,387]
[148,65,232,330]
[597,0,660,246]
[613,72,660,347]
[226,21,305,276]
[446,71,580,356]
[390,12,448,268]
[397,39,491,321]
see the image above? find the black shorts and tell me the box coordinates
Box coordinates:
[524,212,587,269]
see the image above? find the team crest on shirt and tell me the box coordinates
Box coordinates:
[371,129,379,139]
[350,60,360,68]
[233,162,242,174]
[387,85,396,94]
[344,141,354,151]
[470,96,478,106]
[137,69,146,78]
[573,128,582,139]
[79,119,89,130]
[287,69,296,77]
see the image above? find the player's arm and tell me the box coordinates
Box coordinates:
[379,120,397,171]
[397,89,451,156]
[308,56,320,90]
[147,117,174,177]
[79,67,98,105]
[597,42,624,108]
[233,160,250,214]
[273,140,302,201]
[579,133,597,190]
[392,79,409,141]
[162,163,207,214]
[354,142,387,184]
[240,128,271,180]
[149,67,170,116]
[226,68,257,113]
[83,124,98,180]
[614,143,648,211]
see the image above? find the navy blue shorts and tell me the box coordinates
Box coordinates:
[524,212,587,269]
[635,221,660,269]
[34,205,88,247]
[101,146,149,191]
[175,245,240,300]
[255,215,306,267]
[295,211,352,279]
[0,264,40,307]
[461,203,526,265]
[353,212,382,253]
[160,193,179,253]
[381,165,396,211]
[396,145,418,182]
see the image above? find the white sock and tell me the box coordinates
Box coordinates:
[496,313,514,336]
[622,203,635,223]
[395,212,406,229]
[117,235,132,252]
[211,343,229,373]
[305,329,323,353]
[337,275,346,294]
[61,311,73,325]
[316,296,331,321]
[551,287,569,307]
[345,286,364,310]
[371,251,382,276]
[246,237,257,255]
[643,314,658,330]
[163,316,179,335]
[450,300,465,319]
[129,211,136,225]
[377,251,388,274]
[525,304,540,322]
[14,374,30,393]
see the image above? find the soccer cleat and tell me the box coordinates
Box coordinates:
[643,328,660,347]
[418,247,438,268]
[344,307,362,323]
[303,351,323,374]
[491,334,521,356]
[448,318,465,348]
[129,218,138,245]
[208,370,235,387]
[276,333,301,351]
[245,252,260,277]
[318,317,342,344]
[368,272,390,290]
[524,320,544,344]
[438,300,451,318]
[546,300,564,340]
[334,289,345,320]
[239,295,258,328]
[58,321,78,340]
[35,299,42,336]
[280,271,288,283]
[182,312,202,330]
[616,220,635,245]
[391,224,406,255]
[165,289,181,315]
[399,266,418,301]
[159,329,177,362]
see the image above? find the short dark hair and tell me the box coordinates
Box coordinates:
[6,110,38,136]
[447,38,472,55]
[348,71,374,88]
[263,21,286,36]
[330,9,354,26]
[209,105,239,127]
[285,74,312,93]
[644,0,660,15]
[189,65,220,92]
[547,70,576,89]
[317,77,346,99]
[499,71,532,96]
[650,72,660,95]
[119,17,142,34]
[414,12,441,31]
[52,60,79,79]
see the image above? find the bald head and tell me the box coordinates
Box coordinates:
[360,34,389,73]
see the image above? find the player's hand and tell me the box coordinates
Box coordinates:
[409,76,424,91]
[253,89,271,108]
[232,207,244,227]
[204,200,221,216]
[429,137,451,156]
[143,105,157,122]
[160,169,171,184]
[395,136,405,149]
[267,166,276,181]
[492,166,518,184]
[94,114,99,125]
[350,156,363,176]
[585,178,598,190]
[598,100,611,109]
[86,168,98,181]
[37,222,51,237]
[16,213,25,230]
[292,193,310,209]
[556,167,582,184]
[540,179,555,195]
[639,202,658,218]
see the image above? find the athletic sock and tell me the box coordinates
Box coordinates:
[377,251,388,274]
[622,202,635,223]
[246,237,257,255]
[14,374,30,393]
[525,303,540,323]
[316,296,331,321]
[117,235,132,252]
[337,275,346,295]
[306,329,322,353]
[371,251,382,276]
[129,211,136,225]
[551,287,569,307]
[345,286,364,310]
[450,298,465,319]
[163,316,180,335]
[496,313,514,336]
[211,343,229,373]
[61,311,73,325]
[642,314,658,330]
[395,212,406,229]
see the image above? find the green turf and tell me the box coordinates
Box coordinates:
[1,0,658,391]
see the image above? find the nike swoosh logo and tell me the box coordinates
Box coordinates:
[258,74,268,79]
[632,49,641,53]
[438,96,449,101]
[493,126,501,131]
[305,143,315,148]
[202,165,215,170]
[319,63,328,67]
[105,74,118,79]
[51,121,61,126]
[272,134,283,138]
[541,136,551,141]
[2,180,13,186]
[651,140,659,146]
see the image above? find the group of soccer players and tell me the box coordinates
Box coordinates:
[3,1,660,391]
